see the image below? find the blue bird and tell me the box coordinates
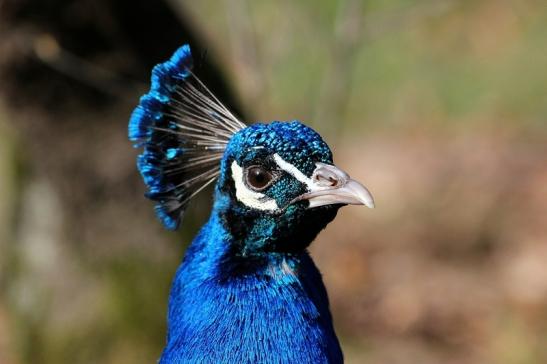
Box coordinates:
[129,44,374,364]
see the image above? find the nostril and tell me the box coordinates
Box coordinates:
[312,163,350,188]
[313,171,340,187]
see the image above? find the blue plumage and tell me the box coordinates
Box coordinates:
[161,214,342,363]
[129,44,374,363]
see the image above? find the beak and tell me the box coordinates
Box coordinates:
[295,162,375,209]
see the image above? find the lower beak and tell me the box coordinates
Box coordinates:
[296,163,375,209]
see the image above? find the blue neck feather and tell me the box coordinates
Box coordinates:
[160,197,343,363]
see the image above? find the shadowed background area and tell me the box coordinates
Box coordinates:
[0,0,546,363]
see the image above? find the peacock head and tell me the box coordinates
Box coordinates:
[214,121,373,254]
[129,44,374,255]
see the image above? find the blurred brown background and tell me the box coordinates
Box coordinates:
[0,1,546,363]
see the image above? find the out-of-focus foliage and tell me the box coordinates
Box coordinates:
[0,0,546,363]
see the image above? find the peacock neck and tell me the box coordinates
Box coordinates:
[161,212,343,363]
[180,210,316,284]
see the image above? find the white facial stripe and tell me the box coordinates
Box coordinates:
[273,154,314,189]
[273,154,331,193]
[230,161,279,211]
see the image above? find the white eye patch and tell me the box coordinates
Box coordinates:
[231,154,329,211]
[230,161,279,211]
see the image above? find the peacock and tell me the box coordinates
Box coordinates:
[128,44,374,364]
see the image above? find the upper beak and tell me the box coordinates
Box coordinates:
[295,162,375,209]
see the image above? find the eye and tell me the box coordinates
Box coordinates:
[245,165,274,191]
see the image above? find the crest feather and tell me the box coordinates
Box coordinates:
[129,44,245,230]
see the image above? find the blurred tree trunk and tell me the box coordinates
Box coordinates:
[0,1,242,363]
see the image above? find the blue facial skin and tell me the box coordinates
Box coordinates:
[161,121,344,363]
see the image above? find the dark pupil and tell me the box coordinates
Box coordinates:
[247,167,271,189]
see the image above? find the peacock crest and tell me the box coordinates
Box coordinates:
[128,45,246,229]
